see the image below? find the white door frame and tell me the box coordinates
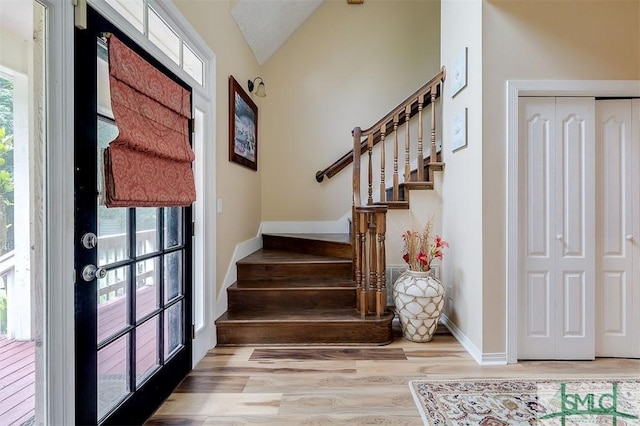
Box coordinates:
[46,0,76,423]
[506,80,640,364]
[46,0,217,423]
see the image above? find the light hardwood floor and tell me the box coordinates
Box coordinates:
[146,326,640,425]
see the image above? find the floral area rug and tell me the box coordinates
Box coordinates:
[409,378,640,425]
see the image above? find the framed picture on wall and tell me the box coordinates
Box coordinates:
[229,76,258,171]
[451,108,467,152]
[450,47,467,97]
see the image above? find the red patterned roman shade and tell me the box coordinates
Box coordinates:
[103,35,196,207]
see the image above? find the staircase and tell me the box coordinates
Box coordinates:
[216,69,446,346]
[215,233,394,346]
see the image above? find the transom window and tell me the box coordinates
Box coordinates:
[104,0,204,86]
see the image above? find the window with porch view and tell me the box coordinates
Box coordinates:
[0,75,15,337]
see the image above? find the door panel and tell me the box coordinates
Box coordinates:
[596,99,639,358]
[554,98,595,359]
[519,97,595,360]
[526,272,550,337]
[75,7,193,425]
[633,99,640,358]
[561,271,585,337]
[519,97,555,358]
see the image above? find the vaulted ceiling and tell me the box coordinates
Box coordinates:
[230,0,324,65]
[0,0,325,67]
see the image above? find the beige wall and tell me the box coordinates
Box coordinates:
[173,0,262,297]
[481,0,640,353]
[440,0,484,352]
[260,0,441,222]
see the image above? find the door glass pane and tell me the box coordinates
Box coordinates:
[136,316,158,386]
[164,207,182,248]
[97,119,128,265]
[164,301,182,360]
[104,0,144,33]
[164,251,182,302]
[136,258,158,321]
[98,206,129,266]
[136,208,158,256]
[97,334,130,420]
[182,43,203,85]
[97,45,113,119]
[98,266,129,343]
[148,7,179,64]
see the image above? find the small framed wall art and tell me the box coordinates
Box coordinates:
[229,75,258,171]
[450,47,467,97]
[451,108,467,152]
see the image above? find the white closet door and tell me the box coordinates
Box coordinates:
[553,98,595,359]
[596,99,640,358]
[519,97,595,360]
[633,99,640,358]
[519,97,556,358]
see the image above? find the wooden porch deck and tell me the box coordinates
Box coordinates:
[0,336,35,426]
[0,285,158,425]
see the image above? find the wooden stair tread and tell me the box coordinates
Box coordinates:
[234,278,356,289]
[232,279,356,288]
[216,309,394,323]
[427,161,445,171]
[238,249,351,265]
[402,181,434,190]
[374,201,409,210]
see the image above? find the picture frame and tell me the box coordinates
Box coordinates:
[450,47,467,97]
[451,108,467,152]
[229,76,258,171]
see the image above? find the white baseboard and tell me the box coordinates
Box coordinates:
[440,314,507,366]
[480,352,508,366]
[215,235,262,317]
[259,215,351,235]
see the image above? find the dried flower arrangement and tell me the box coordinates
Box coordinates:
[401,218,449,272]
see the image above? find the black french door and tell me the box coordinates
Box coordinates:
[74,7,192,425]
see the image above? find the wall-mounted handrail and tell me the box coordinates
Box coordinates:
[315,66,445,183]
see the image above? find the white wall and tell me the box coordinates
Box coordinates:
[173,0,262,298]
[440,0,484,352]
[440,0,640,359]
[481,0,640,354]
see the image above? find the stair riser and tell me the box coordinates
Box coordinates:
[227,288,356,311]
[234,280,356,289]
[237,263,352,281]
[263,235,352,259]
[216,322,393,346]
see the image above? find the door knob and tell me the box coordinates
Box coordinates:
[82,264,107,282]
[81,232,97,249]
[626,234,633,241]
[556,234,563,240]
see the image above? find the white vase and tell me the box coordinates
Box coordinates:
[392,269,445,342]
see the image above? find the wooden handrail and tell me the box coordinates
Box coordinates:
[315,66,445,183]
[350,67,446,319]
